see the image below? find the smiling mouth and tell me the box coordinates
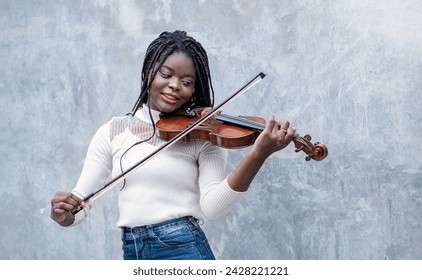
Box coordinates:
[162,93,179,104]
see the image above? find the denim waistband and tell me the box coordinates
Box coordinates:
[122,216,200,234]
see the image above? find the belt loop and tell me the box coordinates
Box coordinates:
[188,216,196,227]
[188,216,203,227]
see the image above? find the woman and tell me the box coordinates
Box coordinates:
[50,30,295,260]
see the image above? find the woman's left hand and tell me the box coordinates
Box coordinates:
[251,116,296,160]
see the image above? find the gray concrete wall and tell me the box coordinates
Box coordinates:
[1,0,421,259]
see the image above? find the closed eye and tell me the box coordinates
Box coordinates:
[159,70,171,79]
[182,80,193,87]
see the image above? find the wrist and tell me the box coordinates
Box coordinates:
[249,146,271,163]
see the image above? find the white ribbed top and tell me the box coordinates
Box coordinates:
[72,106,245,228]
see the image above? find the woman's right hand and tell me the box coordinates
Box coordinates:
[50,191,83,227]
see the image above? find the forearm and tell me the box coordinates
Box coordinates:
[227,148,267,192]
[227,116,296,192]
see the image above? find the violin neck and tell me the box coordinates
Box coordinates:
[216,113,266,131]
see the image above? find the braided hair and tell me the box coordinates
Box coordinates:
[130,30,215,115]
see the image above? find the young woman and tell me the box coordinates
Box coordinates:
[50,30,295,260]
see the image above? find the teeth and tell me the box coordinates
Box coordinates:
[164,94,176,100]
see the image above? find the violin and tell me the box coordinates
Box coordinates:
[157,108,328,161]
[72,72,327,214]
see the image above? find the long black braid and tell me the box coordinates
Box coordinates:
[130,30,215,115]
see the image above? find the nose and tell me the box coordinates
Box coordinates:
[168,78,180,91]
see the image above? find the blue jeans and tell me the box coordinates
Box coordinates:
[121,216,215,260]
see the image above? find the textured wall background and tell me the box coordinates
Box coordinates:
[1,0,421,260]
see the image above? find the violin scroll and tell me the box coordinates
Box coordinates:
[293,134,328,161]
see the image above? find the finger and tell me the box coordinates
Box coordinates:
[271,120,288,138]
[55,193,82,208]
[278,120,290,131]
[51,195,82,213]
[51,208,72,224]
[285,128,295,142]
[51,197,76,210]
[53,208,66,214]
[53,201,78,212]
[287,126,296,134]
[200,107,212,117]
[266,116,277,132]
[69,193,83,204]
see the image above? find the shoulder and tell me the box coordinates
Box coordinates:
[91,115,133,142]
[108,114,137,141]
[109,114,133,129]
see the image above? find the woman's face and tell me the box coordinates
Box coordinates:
[148,52,196,113]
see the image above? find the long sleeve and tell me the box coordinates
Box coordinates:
[71,122,113,225]
[197,143,246,220]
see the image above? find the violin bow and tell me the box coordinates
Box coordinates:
[73,72,266,213]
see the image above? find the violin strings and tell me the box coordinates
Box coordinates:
[217,114,266,131]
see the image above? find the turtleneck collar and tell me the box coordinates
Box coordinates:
[134,105,161,124]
